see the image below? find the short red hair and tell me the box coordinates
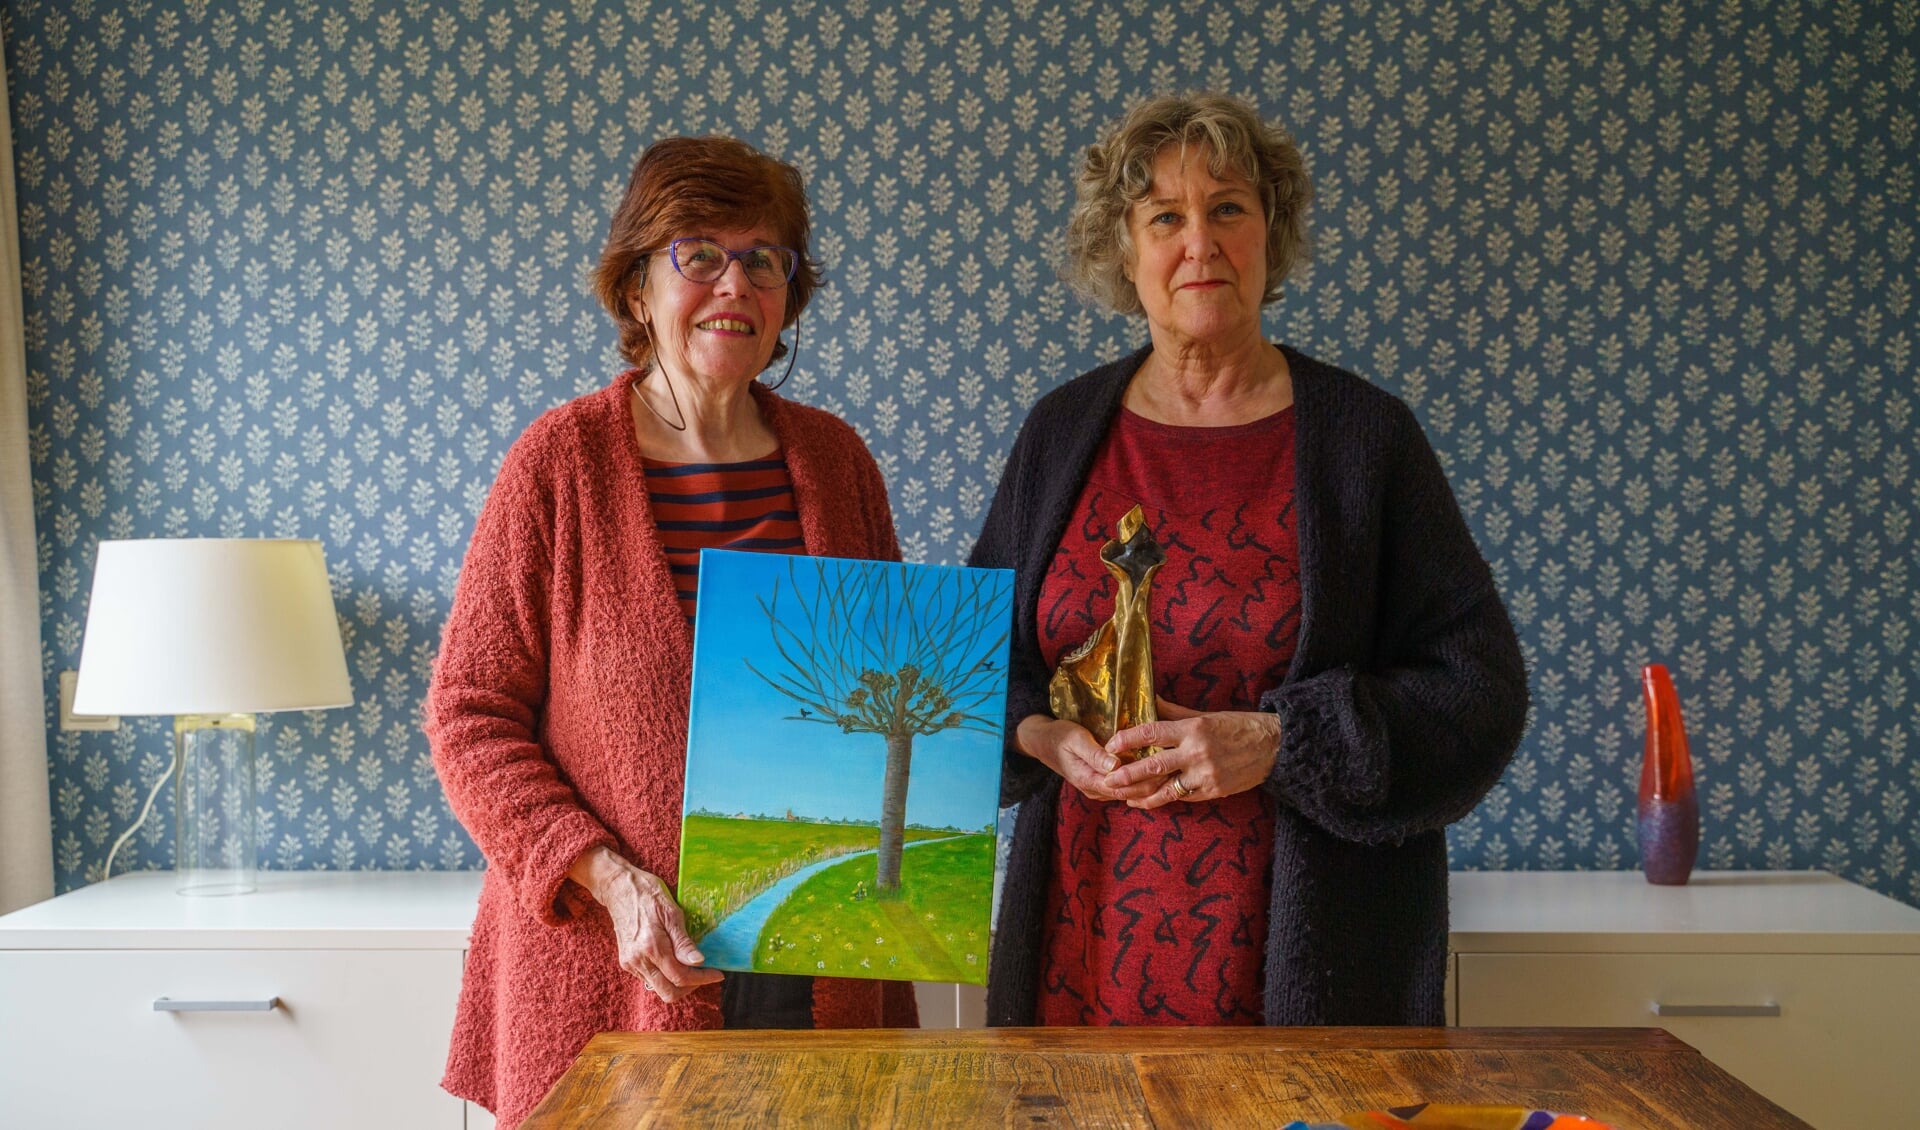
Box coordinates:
[592,136,821,372]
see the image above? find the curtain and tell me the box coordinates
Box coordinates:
[0,41,54,914]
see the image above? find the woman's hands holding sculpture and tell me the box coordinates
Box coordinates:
[570,845,723,1002]
[1100,698,1283,809]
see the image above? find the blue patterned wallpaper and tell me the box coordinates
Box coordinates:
[8,0,1915,903]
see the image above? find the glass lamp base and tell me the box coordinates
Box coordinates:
[176,872,257,896]
[175,713,258,896]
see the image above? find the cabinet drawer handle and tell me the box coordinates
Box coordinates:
[153,997,281,1012]
[1651,1001,1780,1018]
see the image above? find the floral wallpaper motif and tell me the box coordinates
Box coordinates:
[7,0,1914,902]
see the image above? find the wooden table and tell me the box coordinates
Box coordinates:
[520,1026,1810,1128]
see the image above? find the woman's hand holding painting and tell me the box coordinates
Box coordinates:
[570,845,723,1003]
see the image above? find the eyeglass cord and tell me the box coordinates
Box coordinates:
[638,363,691,432]
[638,317,801,433]
[765,317,800,392]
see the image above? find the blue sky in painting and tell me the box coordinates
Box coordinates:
[683,551,1013,831]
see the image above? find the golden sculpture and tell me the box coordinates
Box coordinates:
[1048,504,1165,761]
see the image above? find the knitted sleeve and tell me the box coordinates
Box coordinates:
[969,411,1058,807]
[425,422,616,926]
[1259,404,1528,845]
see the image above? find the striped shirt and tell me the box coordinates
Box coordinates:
[642,452,805,621]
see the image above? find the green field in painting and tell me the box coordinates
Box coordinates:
[752,834,994,984]
[676,815,950,939]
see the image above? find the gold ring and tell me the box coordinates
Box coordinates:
[1170,773,1191,799]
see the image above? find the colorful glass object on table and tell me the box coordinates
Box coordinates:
[1283,1103,1618,1129]
[1637,662,1700,886]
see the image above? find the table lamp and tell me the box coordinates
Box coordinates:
[72,538,353,895]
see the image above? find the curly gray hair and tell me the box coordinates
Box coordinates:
[1063,93,1314,315]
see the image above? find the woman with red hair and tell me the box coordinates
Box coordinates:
[428,136,914,1125]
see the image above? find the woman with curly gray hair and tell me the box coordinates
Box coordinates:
[972,93,1528,1027]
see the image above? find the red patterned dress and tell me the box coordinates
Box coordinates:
[1035,405,1301,1025]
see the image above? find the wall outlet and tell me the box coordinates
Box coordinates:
[58,671,120,731]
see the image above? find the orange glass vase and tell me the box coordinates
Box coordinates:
[1637,664,1699,885]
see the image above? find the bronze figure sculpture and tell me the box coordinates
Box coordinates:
[1048,503,1165,761]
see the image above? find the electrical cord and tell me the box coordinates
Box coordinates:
[102,741,178,882]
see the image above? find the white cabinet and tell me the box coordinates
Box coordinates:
[1450,870,1920,1130]
[939,869,1920,1128]
[0,870,484,1130]
[915,977,989,1028]
[0,870,967,1127]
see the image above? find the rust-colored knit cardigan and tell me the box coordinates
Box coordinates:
[427,371,916,1125]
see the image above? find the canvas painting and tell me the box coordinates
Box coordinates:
[678,549,1013,985]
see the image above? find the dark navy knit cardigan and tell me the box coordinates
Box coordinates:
[970,344,1529,1026]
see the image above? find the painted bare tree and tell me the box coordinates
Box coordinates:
[745,558,1011,895]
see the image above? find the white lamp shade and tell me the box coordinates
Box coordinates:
[72,538,354,716]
